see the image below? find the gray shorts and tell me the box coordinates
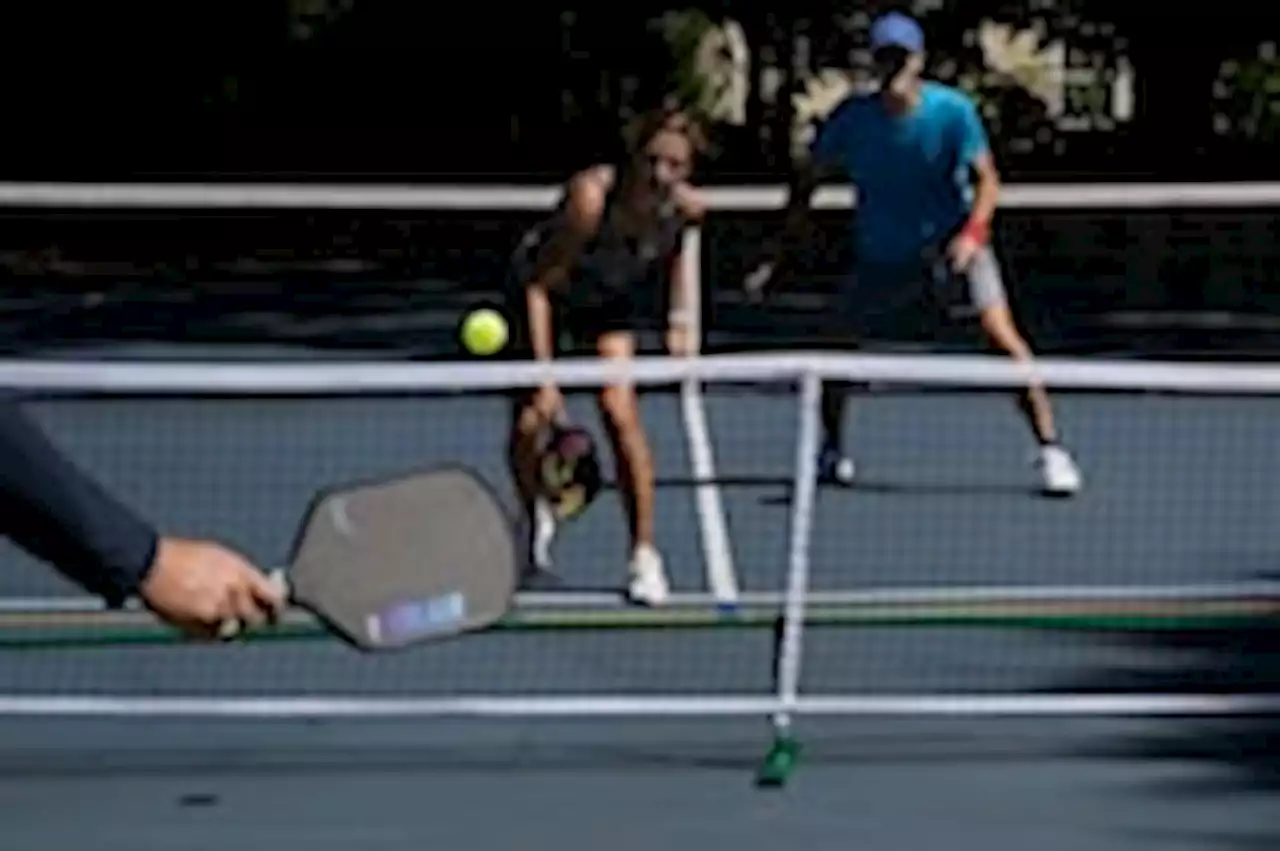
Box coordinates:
[839,245,1007,342]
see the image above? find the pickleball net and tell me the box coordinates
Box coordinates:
[0,351,1276,779]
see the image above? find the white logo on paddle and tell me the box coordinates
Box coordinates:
[329,498,355,537]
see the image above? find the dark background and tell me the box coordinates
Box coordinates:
[0,0,1278,357]
[3,0,1276,182]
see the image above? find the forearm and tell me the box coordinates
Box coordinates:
[771,164,821,265]
[967,170,1000,229]
[0,400,159,606]
[524,284,556,362]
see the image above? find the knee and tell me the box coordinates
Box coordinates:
[978,306,1033,360]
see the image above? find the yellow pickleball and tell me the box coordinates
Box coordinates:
[460,308,509,356]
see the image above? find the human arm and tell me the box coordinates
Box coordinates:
[522,170,607,418]
[774,155,836,266]
[948,98,1001,270]
[0,399,283,634]
[0,398,159,606]
[746,106,850,299]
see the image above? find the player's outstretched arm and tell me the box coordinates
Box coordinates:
[743,155,829,300]
[0,398,160,606]
[947,98,1002,271]
[523,170,608,422]
[0,399,283,636]
[747,95,848,301]
[777,155,826,260]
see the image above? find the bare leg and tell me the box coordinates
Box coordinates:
[507,396,558,575]
[821,382,853,454]
[595,330,668,604]
[818,261,895,487]
[977,301,1082,495]
[507,397,545,506]
[594,331,653,549]
[977,303,1057,444]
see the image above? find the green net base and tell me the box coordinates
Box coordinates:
[756,735,801,788]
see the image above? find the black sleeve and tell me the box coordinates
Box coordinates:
[0,399,159,607]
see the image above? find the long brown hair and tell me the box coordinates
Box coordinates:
[621,100,709,161]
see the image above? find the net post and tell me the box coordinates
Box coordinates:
[757,369,822,787]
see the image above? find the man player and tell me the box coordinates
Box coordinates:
[506,105,708,606]
[0,399,283,636]
[749,12,1082,496]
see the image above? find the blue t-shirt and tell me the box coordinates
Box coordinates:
[811,81,990,263]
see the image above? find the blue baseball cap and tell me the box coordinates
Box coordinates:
[869,12,925,53]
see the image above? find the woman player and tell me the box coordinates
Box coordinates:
[505,106,708,607]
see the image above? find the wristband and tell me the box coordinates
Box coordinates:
[961,217,990,244]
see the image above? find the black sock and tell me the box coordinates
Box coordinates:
[1016,392,1058,447]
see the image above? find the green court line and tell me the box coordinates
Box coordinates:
[0,599,1273,650]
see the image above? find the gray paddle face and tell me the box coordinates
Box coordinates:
[289,467,518,650]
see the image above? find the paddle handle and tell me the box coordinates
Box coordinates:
[216,569,290,640]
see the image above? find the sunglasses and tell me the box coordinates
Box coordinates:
[645,151,691,174]
[872,45,913,72]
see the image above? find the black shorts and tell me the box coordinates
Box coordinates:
[506,292,648,356]
[502,290,653,411]
[503,245,661,357]
[503,254,661,410]
[838,245,1008,343]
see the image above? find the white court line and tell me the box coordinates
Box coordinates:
[3,582,1275,614]
[679,228,738,603]
[681,381,737,601]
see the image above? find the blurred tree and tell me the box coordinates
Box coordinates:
[2,0,1277,179]
[1215,42,1280,143]
[287,0,357,42]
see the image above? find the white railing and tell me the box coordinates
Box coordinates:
[2,180,1280,209]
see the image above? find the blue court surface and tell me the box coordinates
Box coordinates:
[0,383,1277,850]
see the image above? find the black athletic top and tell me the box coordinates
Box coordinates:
[512,174,686,321]
[0,399,158,606]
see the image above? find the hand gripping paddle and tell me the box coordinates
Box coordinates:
[219,466,519,651]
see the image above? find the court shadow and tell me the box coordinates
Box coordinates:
[1036,585,1280,850]
[847,480,1041,497]
[602,477,793,508]
[1124,831,1278,851]
[651,476,792,490]
[515,572,626,596]
[759,479,1041,507]
[0,728,1095,780]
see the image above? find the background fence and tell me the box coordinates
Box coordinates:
[0,182,1278,360]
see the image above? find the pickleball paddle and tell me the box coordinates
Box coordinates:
[219,465,519,651]
[538,420,603,521]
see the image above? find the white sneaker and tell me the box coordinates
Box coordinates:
[818,447,856,487]
[1037,445,1082,496]
[530,497,558,570]
[626,543,670,606]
